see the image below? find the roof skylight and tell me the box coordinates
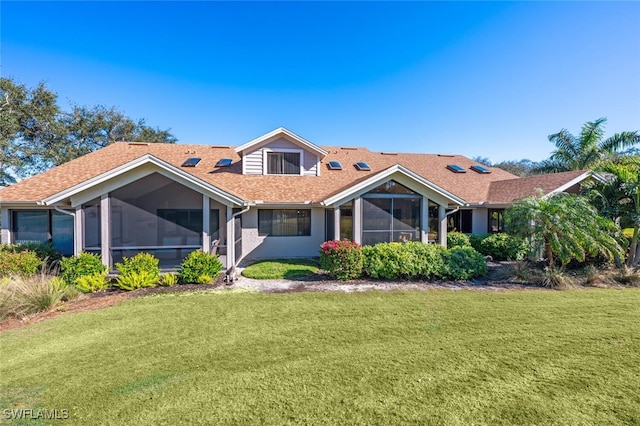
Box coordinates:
[327,161,342,170]
[470,165,491,174]
[446,164,466,173]
[215,158,233,167]
[354,162,371,171]
[181,157,201,167]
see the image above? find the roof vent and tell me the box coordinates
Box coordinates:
[327,161,342,170]
[381,152,398,155]
[182,157,201,167]
[446,164,466,173]
[470,165,491,174]
[354,162,371,171]
[215,158,233,167]
[127,142,149,146]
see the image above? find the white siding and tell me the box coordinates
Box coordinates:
[242,137,320,176]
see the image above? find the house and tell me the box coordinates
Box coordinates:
[0,127,592,270]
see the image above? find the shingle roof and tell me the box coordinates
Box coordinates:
[0,142,586,206]
[486,170,588,204]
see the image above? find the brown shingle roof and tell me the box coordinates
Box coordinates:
[486,170,589,204]
[0,142,586,206]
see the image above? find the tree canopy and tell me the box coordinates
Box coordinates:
[534,118,640,174]
[0,77,176,185]
[504,192,623,267]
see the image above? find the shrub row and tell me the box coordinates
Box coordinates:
[469,233,529,261]
[320,241,487,281]
[60,250,223,293]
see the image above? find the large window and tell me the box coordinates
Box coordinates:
[488,209,505,233]
[12,210,74,255]
[258,209,311,236]
[447,210,473,233]
[361,181,421,245]
[267,152,300,175]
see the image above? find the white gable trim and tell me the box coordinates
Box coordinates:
[322,164,466,207]
[545,171,597,198]
[41,154,245,207]
[235,127,328,158]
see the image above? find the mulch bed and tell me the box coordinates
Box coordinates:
[0,262,562,333]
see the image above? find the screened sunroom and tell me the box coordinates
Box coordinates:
[81,173,227,269]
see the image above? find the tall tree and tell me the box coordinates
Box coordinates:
[504,192,623,267]
[0,77,177,184]
[534,118,640,174]
[586,157,640,267]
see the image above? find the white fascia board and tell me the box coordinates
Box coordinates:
[545,171,594,198]
[42,154,246,207]
[322,164,466,207]
[234,127,328,157]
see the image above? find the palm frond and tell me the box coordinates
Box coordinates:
[579,117,607,152]
[548,129,577,157]
[598,131,640,153]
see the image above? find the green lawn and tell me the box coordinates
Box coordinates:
[1,289,639,425]
[241,258,319,279]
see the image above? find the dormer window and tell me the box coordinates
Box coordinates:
[267,152,301,175]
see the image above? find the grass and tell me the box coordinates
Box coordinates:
[1,289,640,425]
[241,258,319,279]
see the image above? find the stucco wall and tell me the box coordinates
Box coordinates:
[472,208,489,234]
[240,207,325,260]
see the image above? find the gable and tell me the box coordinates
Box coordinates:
[241,137,320,176]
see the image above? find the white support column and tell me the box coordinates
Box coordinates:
[74,206,83,255]
[1,208,11,244]
[438,205,447,247]
[333,206,341,241]
[202,195,211,253]
[353,198,362,244]
[100,194,111,268]
[420,198,429,243]
[226,206,234,269]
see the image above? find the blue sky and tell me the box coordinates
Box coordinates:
[2,1,639,162]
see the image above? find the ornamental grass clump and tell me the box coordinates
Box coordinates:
[320,240,363,281]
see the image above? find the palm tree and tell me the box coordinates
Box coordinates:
[586,157,640,267]
[504,192,623,267]
[534,118,640,173]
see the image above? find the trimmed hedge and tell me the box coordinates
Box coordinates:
[0,250,42,277]
[321,241,487,281]
[470,233,528,261]
[178,250,223,284]
[60,252,108,286]
[320,240,363,281]
[447,232,471,248]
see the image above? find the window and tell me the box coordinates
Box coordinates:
[447,210,472,233]
[489,209,505,233]
[181,157,201,167]
[12,210,74,255]
[215,158,233,167]
[267,152,300,175]
[258,209,311,236]
[354,162,371,171]
[327,161,342,170]
[361,181,421,245]
[446,164,466,173]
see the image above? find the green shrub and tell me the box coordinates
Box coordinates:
[320,240,363,280]
[362,242,447,280]
[60,252,107,285]
[50,276,82,300]
[477,233,529,261]
[0,242,60,262]
[75,272,110,293]
[159,273,178,287]
[114,270,157,291]
[442,247,488,280]
[178,250,223,284]
[469,233,491,251]
[0,250,42,277]
[447,232,471,248]
[115,252,160,282]
[113,253,160,290]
